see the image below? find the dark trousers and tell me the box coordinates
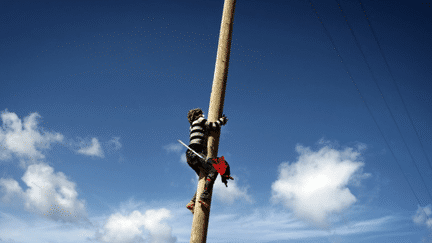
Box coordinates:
[186,149,206,177]
[186,149,217,176]
[186,149,218,200]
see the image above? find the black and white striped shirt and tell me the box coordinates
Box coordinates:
[189,117,225,152]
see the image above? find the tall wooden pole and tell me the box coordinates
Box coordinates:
[190,0,236,242]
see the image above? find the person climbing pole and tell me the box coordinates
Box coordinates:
[184,108,233,214]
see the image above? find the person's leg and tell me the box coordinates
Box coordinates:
[186,191,197,214]
[198,157,219,176]
[186,150,209,213]
[199,171,218,208]
[186,150,201,176]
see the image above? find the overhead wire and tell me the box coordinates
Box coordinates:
[333,0,432,202]
[307,0,385,234]
[307,0,432,232]
[358,0,432,181]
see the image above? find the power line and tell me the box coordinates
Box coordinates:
[307,0,432,231]
[358,0,432,185]
[333,0,432,202]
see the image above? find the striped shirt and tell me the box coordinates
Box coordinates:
[189,117,225,152]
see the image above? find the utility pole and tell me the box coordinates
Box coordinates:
[190,0,236,242]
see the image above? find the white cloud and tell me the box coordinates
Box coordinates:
[213,174,254,205]
[0,211,96,243]
[76,137,104,158]
[178,205,398,242]
[163,143,183,153]
[271,142,370,228]
[0,195,402,243]
[0,110,64,167]
[413,204,432,230]
[0,109,121,164]
[95,208,176,243]
[0,162,89,225]
[0,178,22,204]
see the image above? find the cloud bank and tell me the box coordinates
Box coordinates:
[0,162,89,224]
[0,110,124,230]
[93,207,176,243]
[0,110,63,167]
[0,110,122,165]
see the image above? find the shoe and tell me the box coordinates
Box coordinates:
[186,192,197,214]
[186,200,195,214]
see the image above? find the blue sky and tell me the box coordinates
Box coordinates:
[1,0,431,242]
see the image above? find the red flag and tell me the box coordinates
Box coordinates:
[212,156,227,175]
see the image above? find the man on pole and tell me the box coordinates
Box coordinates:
[182,108,233,213]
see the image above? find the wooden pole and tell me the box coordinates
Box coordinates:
[190,0,236,242]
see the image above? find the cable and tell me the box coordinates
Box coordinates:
[358,0,432,185]
[334,0,432,203]
[307,0,432,232]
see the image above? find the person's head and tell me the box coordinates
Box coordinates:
[188,108,204,125]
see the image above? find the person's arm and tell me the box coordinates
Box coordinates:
[204,114,228,131]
